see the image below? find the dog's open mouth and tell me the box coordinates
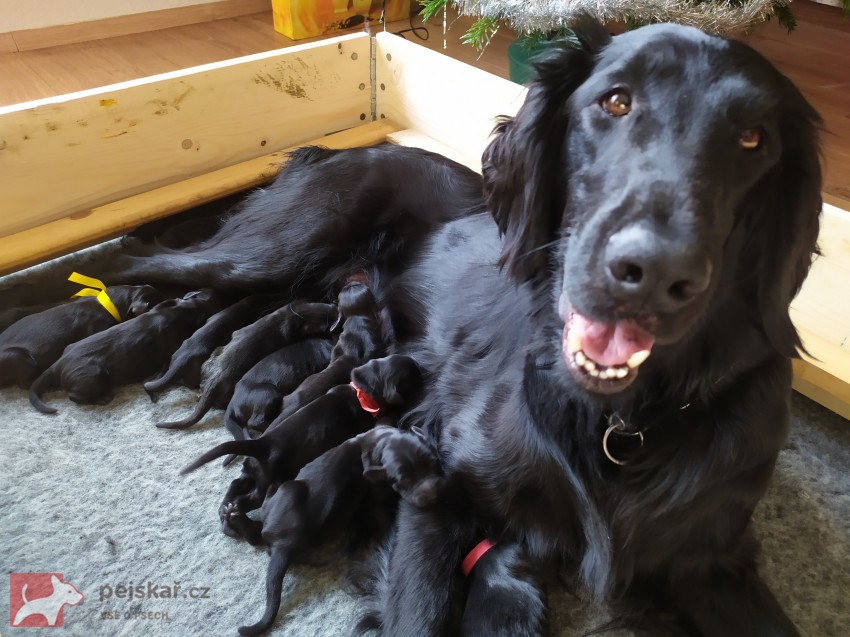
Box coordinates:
[562,309,655,394]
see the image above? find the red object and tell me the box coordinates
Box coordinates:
[461,538,497,576]
[9,573,84,628]
[350,382,381,417]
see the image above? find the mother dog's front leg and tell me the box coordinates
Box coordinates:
[382,501,475,637]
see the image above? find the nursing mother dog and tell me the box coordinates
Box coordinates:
[14,18,818,637]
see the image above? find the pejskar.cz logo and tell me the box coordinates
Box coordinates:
[9,573,84,628]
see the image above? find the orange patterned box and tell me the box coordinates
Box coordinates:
[272,0,411,40]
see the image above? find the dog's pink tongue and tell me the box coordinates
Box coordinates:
[571,313,655,367]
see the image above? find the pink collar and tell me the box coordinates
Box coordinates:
[350,382,381,417]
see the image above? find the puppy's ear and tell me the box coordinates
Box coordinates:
[737,55,822,358]
[482,25,605,282]
[363,466,388,482]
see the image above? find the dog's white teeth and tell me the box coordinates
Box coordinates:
[572,348,633,382]
[626,349,651,369]
[567,330,582,354]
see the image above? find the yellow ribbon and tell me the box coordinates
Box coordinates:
[68,272,122,322]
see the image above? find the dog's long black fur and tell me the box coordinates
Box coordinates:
[13,21,822,637]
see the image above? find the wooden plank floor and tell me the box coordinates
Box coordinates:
[0,2,847,206]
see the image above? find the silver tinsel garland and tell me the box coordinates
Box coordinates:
[452,0,785,35]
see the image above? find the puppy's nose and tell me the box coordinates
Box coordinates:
[604,226,712,313]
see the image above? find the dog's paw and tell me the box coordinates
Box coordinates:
[218,501,240,521]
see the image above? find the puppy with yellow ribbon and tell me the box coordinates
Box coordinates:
[0,274,163,389]
[28,288,225,413]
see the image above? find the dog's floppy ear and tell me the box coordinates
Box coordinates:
[739,63,822,358]
[482,20,609,282]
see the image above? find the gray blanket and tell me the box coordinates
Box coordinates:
[1,247,848,637]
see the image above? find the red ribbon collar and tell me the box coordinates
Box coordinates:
[350,382,381,417]
[461,538,497,576]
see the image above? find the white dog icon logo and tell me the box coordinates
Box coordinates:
[10,573,84,627]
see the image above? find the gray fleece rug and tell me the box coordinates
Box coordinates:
[1,247,849,637]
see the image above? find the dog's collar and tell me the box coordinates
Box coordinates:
[350,382,381,417]
[461,538,498,576]
[602,413,645,466]
[603,394,701,465]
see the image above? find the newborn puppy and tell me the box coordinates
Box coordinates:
[182,383,375,489]
[214,354,423,542]
[28,289,223,413]
[144,293,287,399]
[233,424,446,636]
[223,338,333,442]
[154,301,338,429]
[0,285,163,389]
[0,300,69,334]
[360,425,446,508]
[273,280,384,426]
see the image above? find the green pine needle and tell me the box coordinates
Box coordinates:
[421,0,450,22]
[460,16,503,50]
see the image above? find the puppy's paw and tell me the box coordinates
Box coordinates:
[219,500,240,521]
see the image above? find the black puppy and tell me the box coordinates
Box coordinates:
[273,280,385,424]
[223,338,334,442]
[215,354,423,541]
[144,293,287,399]
[154,301,338,429]
[0,285,163,389]
[0,300,69,334]
[28,289,223,413]
[182,383,375,489]
[234,424,446,636]
[196,354,423,539]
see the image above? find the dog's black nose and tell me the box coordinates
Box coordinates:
[604,226,712,313]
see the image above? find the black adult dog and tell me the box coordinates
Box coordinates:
[25,21,820,636]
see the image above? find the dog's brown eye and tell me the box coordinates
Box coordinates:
[600,90,632,117]
[738,128,762,151]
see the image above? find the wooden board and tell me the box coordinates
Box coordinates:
[790,201,850,417]
[0,120,401,276]
[0,32,372,238]
[374,31,526,173]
